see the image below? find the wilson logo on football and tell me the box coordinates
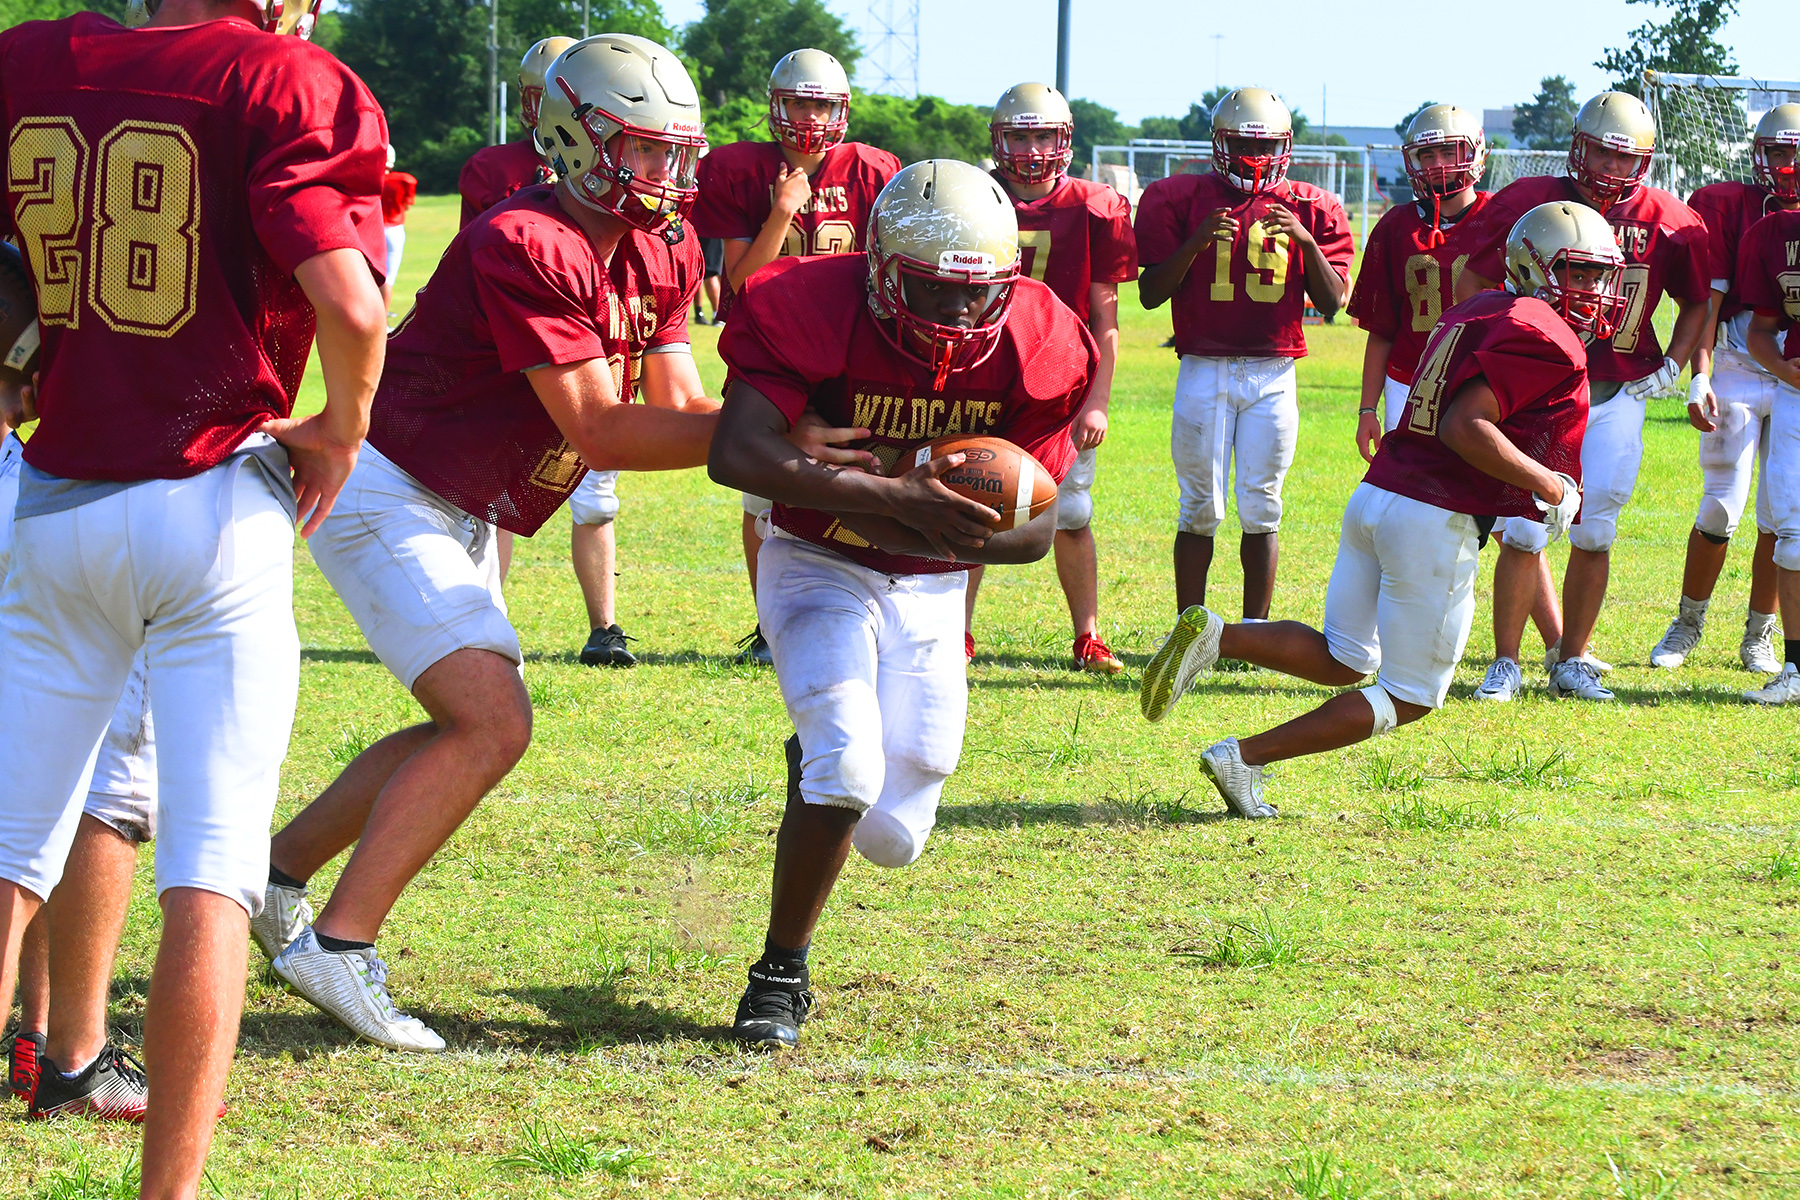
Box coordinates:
[945,469,1004,496]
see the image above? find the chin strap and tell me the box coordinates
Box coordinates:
[1426,189,1445,249]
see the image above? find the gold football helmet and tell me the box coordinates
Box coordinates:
[990,82,1074,186]
[768,49,852,154]
[1505,201,1627,338]
[1754,103,1800,199]
[127,0,316,35]
[866,160,1021,388]
[520,37,578,136]
[1210,87,1293,194]
[537,35,705,243]
[1569,91,1656,203]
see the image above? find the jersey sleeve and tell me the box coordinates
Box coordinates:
[1132,178,1187,267]
[1663,217,1714,305]
[244,67,389,280]
[1446,184,1528,283]
[649,235,703,349]
[1347,217,1399,339]
[1463,314,1583,422]
[1088,188,1138,284]
[1737,218,1785,314]
[1001,289,1097,482]
[1304,191,1355,279]
[717,264,837,421]
[1688,186,1736,287]
[692,150,758,240]
[470,235,607,373]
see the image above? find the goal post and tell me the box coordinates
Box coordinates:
[1644,70,1800,197]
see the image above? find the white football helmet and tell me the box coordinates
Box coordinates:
[127,0,316,36]
[1504,201,1628,338]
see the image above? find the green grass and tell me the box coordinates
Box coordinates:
[8,191,1800,1196]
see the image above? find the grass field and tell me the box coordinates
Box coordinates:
[9,193,1800,1198]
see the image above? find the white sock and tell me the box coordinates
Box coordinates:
[1679,594,1709,620]
[1746,608,1777,636]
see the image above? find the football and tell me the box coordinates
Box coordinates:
[892,435,1059,530]
[0,241,39,389]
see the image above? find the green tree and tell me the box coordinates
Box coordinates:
[1069,97,1125,172]
[0,0,126,25]
[851,91,989,165]
[1394,101,1438,139]
[1597,0,1738,96]
[679,0,859,108]
[1511,75,1579,149]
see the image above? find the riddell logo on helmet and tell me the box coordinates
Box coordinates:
[1599,132,1640,149]
[664,119,702,136]
[1413,130,1447,144]
[939,251,996,271]
[793,83,828,96]
[1009,112,1045,124]
[1236,122,1272,136]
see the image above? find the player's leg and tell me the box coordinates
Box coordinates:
[962,564,983,662]
[1170,356,1227,611]
[1053,447,1119,672]
[570,471,635,668]
[1475,533,1542,702]
[1747,381,1800,702]
[1232,359,1299,620]
[735,495,773,664]
[497,528,513,584]
[735,535,886,1049]
[1554,393,1647,697]
[9,916,46,1101]
[1742,400,1783,672]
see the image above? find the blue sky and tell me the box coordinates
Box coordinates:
[660,0,1795,129]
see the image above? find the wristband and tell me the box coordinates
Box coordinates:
[1357,406,1378,415]
[1688,373,1711,406]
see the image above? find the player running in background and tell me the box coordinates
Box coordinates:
[961,83,1136,672]
[1647,104,1800,675]
[1142,202,1619,817]
[1136,87,1353,620]
[1736,201,1800,702]
[691,48,901,665]
[380,144,417,314]
[0,0,388,1190]
[709,160,1096,1050]
[1450,91,1710,701]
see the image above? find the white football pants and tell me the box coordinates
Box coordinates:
[756,531,968,869]
[1762,378,1800,571]
[1170,354,1298,536]
[1694,354,1777,538]
[1503,387,1644,555]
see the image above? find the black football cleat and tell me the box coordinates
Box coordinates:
[733,626,773,666]
[30,1044,149,1122]
[579,624,638,668]
[6,1029,44,1102]
[732,959,813,1051]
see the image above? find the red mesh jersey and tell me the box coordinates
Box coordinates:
[997,173,1137,324]
[1347,193,1493,385]
[1364,290,1588,520]
[459,139,550,228]
[719,254,1095,576]
[692,140,899,256]
[1133,172,1353,358]
[368,186,701,536]
[0,14,386,483]
[1446,175,1711,383]
[1688,180,1784,322]
[382,171,417,226]
[1736,208,1800,361]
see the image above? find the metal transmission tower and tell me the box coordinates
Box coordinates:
[865,0,920,97]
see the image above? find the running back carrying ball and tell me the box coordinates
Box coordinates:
[0,242,41,389]
[895,435,1058,530]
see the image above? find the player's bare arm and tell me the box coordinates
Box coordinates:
[1437,378,1570,502]
[1688,287,1727,431]
[1356,331,1394,463]
[1263,202,1349,316]
[709,380,1001,559]
[1455,267,1497,303]
[637,348,719,413]
[726,165,811,293]
[263,248,388,537]
[835,502,1058,566]
[526,356,716,471]
[1138,209,1235,309]
[1748,311,1800,389]
[1073,281,1119,451]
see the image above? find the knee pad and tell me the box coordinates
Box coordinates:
[568,478,620,526]
[1777,535,1800,573]
[1360,685,1397,737]
[1567,514,1617,553]
[798,739,885,812]
[1695,492,1741,539]
[852,809,926,868]
[1055,487,1092,531]
[1499,515,1550,555]
[1698,525,1731,545]
[1236,489,1283,535]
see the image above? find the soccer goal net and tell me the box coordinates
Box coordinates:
[1644,70,1800,196]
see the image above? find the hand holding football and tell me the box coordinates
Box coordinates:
[891,435,1058,531]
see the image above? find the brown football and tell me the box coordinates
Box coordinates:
[0,242,39,388]
[890,435,1059,530]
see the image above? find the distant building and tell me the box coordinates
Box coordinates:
[1483,108,1516,142]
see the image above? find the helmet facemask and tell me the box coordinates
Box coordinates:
[868,243,1018,391]
[1212,129,1292,195]
[1516,239,1628,340]
[991,121,1073,186]
[554,77,704,244]
[1754,135,1800,200]
[1404,134,1485,247]
[769,89,850,154]
[1568,132,1652,206]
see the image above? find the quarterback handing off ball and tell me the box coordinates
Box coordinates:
[0,241,41,389]
[895,435,1059,530]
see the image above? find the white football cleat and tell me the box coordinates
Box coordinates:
[1547,657,1614,701]
[1545,639,1613,674]
[249,879,314,961]
[1473,657,1522,702]
[1649,606,1705,669]
[1744,663,1800,705]
[1140,605,1224,723]
[272,928,446,1053]
[1198,738,1278,819]
[1742,613,1782,675]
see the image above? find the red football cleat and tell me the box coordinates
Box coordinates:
[1073,632,1123,674]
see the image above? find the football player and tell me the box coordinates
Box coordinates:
[1647,104,1800,674]
[380,143,417,313]
[0,360,159,1123]
[691,48,901,665]
[1142,203,1619,816]
[708,160,1096,1049]
[1449,91,1711,701]
[0,0,388,1190]
[1737,200,1800,702]
[1136,88,1354,620]
[960,83,1137,672]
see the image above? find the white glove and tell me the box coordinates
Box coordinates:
[1687,371,1718,424]
[1534,471,1581,542]
[1625,355,1681,397]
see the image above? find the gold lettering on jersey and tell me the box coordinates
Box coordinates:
[1777,269,1800,320]
[851,390,883,430]
[529,439,584,492]
[768,183,851,216]
[1787,239,1799,267]
[850,393,1004,440]
[823,518,872,548]
[8,118,91,328]
[1610,222,1650,259]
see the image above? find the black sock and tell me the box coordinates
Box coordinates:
[268,864,306,890]
[1785,638,1800,668]
[762,935,809,964]
[315,932,375,954]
